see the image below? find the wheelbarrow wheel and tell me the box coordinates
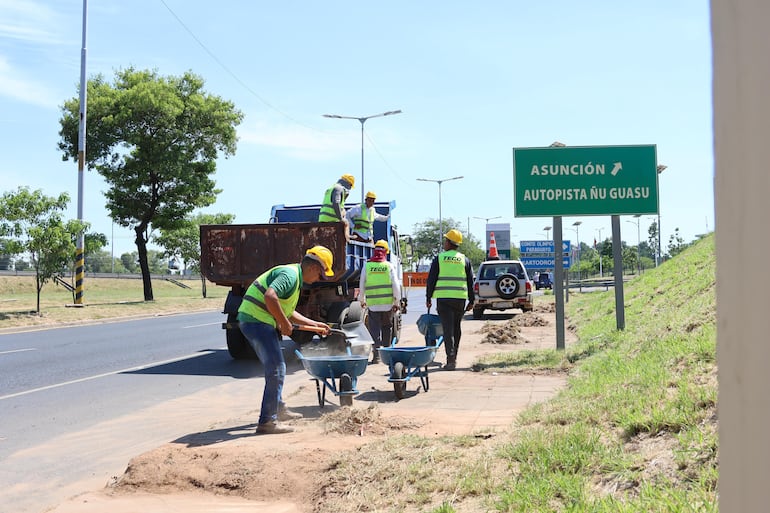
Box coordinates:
[393,361,406,399]
[339,373,354,407]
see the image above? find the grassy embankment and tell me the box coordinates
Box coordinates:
[0,275,228,329]
[316,235,717,513]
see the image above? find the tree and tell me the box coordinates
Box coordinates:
[411,218,485,269]
[648,220,660,263]
[0,187,88,313]
[668,227,689,257]
[154,211,235,297]
[58,68,244,301]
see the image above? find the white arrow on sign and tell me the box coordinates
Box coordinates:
[610,162,622,176]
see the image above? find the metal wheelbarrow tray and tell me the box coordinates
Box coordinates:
[294,350,369,407]
[378,336,444,399]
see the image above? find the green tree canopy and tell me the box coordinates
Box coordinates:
[0,187,88,313]
[58,68,244,301]
[411,218,485,270]
[154,211,235,297]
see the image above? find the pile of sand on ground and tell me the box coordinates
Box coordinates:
[478,312,551,344]
[321,404,423,435]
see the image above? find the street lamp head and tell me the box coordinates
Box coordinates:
[657,164,668,173]
[572,221,582,226]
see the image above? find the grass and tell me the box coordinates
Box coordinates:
[0,274,228,329]
[312,234,718,512]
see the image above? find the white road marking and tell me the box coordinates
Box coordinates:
[0,348,36,355]
[182,322,220,329]
[0,350,217,401]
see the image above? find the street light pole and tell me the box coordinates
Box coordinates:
[417,176,464,248]
[656,164,667,266]
[571,221,582,290]
[626,215,642,274]
[323,110,402,203]
[473,215,501,243]
[543,226,552,239]
[596,227,604,277]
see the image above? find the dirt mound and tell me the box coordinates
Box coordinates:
[479,313,549,344]
[321,404,424,435]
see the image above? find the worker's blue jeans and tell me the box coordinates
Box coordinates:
[239,321,286,425]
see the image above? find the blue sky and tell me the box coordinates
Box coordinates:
[0,1,713,258]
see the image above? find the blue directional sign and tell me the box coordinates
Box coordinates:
[520,240,570,254]
[521,256,571,269]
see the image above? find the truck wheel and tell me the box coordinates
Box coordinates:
[346,301,363,323]
[326,301,349,326]
[226,313,258,360]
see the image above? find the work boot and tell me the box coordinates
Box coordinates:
[277,405,303,421]
[444,357,456,371]
[371,351,380,365]
[256,421,294,435]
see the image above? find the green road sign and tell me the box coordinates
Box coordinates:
[513,145,659,217]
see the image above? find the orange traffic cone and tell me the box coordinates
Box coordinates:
[488,232,500,259]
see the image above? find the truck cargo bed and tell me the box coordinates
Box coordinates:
[200,222,371,286]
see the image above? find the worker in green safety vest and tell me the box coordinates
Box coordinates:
[358,239,401,363]
[346,190,390,242]
[318,174,355,239]
[426,229,475,371]
[238,245,334,434]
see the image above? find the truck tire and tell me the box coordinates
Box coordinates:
[346,301,363,323]
[326,301,349,326]
[226,313,258,360]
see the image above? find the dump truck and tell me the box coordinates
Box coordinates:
[200,201,409,359]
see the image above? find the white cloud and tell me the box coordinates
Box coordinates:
[0,0,64,45]
[0,55,59,107]
[239,119,356,161]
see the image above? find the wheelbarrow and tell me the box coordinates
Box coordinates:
[378,336,444,400]
[292,323,372,407]
[417,309,443,346]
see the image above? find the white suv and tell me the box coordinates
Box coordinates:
[472,259,533,319]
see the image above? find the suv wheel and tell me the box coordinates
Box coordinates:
[495,273,520,300]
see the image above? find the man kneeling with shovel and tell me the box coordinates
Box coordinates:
[238,246,334,434]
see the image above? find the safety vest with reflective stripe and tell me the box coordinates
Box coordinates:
[352,204,374,233]
[433,249,468,299]
[238,264,301,327]
[318,185,348,222]
[364,260,394,306]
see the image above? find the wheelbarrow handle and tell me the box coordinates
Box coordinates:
[293,324,328,334]
[292,324,347,337]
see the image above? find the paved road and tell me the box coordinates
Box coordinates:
[0,310,272,513]
[0,288,431,513]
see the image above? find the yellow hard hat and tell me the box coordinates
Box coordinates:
[444,229,463,245]
[340,174,355,188]
[365,191,377,200]
[305,245,335,277]
[374,239,390,253]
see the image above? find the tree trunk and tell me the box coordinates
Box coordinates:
[135,226,154,301]
[200,275,207,298]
